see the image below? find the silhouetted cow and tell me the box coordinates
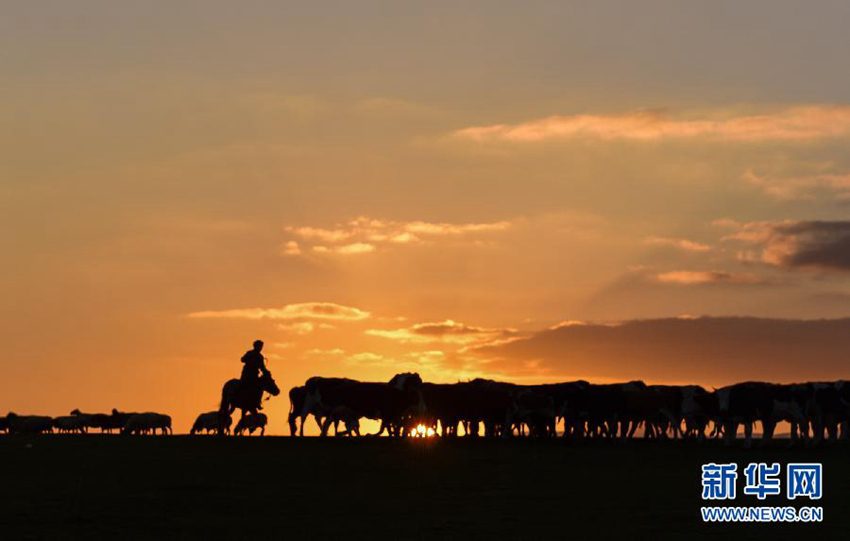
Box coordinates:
[795,381,850,443]
[305,373,424,437]
[715,382,807,447]
[289,385,337,437]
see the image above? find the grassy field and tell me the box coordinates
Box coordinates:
[1,435,848,540]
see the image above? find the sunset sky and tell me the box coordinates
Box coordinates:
[4,2,850,434]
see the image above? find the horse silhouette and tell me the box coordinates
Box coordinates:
[219,371,280,434]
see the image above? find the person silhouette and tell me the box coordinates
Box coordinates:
[240,340,269,409]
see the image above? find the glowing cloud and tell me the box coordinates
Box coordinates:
[644,236,711,252]
[454,106,850,143]
[403,221,512,235]
[366,319,517,345]
[656,270,763,285]
[743,169,850,201]
[283,216,513,256]
[336,242,377,255]
[188,302,371,321]
[281,241,302,256]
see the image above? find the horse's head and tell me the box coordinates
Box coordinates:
[261,372,281,397]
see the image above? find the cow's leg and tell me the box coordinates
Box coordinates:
[319,416,333,437]
[620,420,630,440]
[723,422,737,446]
[288,412,297,436]
[371,421,387,437]
[670,418,683,439]
[606,419,617,439]
[827,422,839,442]
[800,419,811,440]
[809,418,823,446]
[761,420,776,444]
[743,422,753,448]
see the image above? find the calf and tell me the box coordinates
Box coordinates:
[329,406,361,436]
[235,412,268,436]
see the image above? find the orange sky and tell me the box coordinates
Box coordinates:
[4,2,850,434]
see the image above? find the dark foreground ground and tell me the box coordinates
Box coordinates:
[1,435,848,540]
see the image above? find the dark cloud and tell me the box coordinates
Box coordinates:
[473,316,850,385]
[778,221,850,271]
[725,220,850,272]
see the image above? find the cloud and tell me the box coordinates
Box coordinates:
[403,221,512,235]
[473,316,850,384]
[281,241,302,256]
[290,227,354,243]
[340,350,454,376]
[454,106,850,143]
[366,319,518,345]
[284,216,513,256]
[188,302,371,321]
[743,169,850,201]
[311,243,377,255]
[278,322,319,335]
[655,270,764,285]
[644,236,711,252]
[336,242,377,255]
[342,351,388,366]
[305,348,346,357]
[721,220,850,272]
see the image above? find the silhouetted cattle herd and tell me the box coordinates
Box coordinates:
[4,374,850,446]
[289,374,850,446]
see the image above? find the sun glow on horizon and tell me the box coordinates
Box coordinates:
[410,424,436,438]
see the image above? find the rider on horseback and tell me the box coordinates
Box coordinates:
[240,340,269,410]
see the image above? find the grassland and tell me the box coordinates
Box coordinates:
[1,435,847,540]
